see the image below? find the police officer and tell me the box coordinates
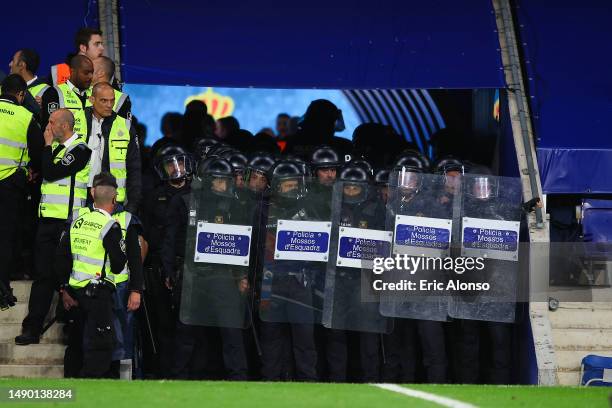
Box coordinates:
[259,160,318,381]
[84,82,141,213]
[0,74,42,304]
[140,144,194,377]
[374,168,390,204]
[309,146,345,381]
[88,57,131,119]
[16,108,91,345]
[382,156,448,383]
[40,55,93,137]
[244,152,275,194]
[221,150,248,190]
[56,172,126,378]
[163,158,249,380]
[334,164,385,381]
[8,49,48,114]
[453,171,515,384]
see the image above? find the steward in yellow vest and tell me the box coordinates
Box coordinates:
[0,74,43,303]
[40,55,93,138]
[57,172,126,378]
[84,82,142,213]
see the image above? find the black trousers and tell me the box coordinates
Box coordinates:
[172,321,248,380]
[0,172,27,289]
[454,320,512,384]
[323,329,381,382]
[260,321,317,381]
[22,218,65,334]
[64,286,116,378]
[383,318,447,383]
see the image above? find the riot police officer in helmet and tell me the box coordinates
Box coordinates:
[259,160,318,381]
[140,145,194,377]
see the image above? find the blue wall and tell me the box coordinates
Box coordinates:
[516,0,612,194]
[119,0,504,89]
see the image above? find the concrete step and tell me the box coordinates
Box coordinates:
[10,280,32,303]
[548,308,612,329]
[0,323,64,344]
[0,293,58,324]
[0,364,63,378]
[557,371,581,386]
[552,328,612,351]
[0,303,29,323]
[0,343,66,365]
[556,350,612,371]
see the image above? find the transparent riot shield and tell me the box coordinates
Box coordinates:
[322,181,393,333]
[179,175,260,328]
[259,176,332,324]
[379,171,456,322]
[448,174,523,323]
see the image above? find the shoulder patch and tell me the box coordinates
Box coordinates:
[61,153,75,166]
[48,102,59,114]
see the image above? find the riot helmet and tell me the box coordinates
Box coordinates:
[154,145,195,184]
[245,152,276,192]
[434,156,464,196]
[311,145,342,186]
[202,157,235,197]
[194,138,219,160]
[271,160,305,199]
[339,164,370,204]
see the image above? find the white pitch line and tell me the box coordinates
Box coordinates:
[371,383,478,408]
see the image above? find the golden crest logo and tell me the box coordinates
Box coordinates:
[358,220,368,229]
[215,215,224,224]
[185,88,235,120]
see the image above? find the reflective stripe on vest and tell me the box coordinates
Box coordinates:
[0,100,32,181]
[55,84,87,137]
[39,137,90,219]
[69,210,117,288]
[108,118,130,202]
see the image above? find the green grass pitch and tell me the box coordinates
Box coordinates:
[0,379,610,407]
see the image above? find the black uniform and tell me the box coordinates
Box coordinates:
[55,214,126,378]
[0,95,42,292]
[333,195,386,382]
[140,182,190,377]
[20,138,91,339]
[83,108,142,213]
[382,190,448,383]
[453,200,516,384]
[259,194,319,381]
[162,188,249,380]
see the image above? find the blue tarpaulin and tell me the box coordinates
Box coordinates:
[119,0,504,89]
[516,0,612,194]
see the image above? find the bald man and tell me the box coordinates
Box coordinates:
[16,108,92,345]
[40,55,94,136]
[84,82,141,212]
[88,56,131,119]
